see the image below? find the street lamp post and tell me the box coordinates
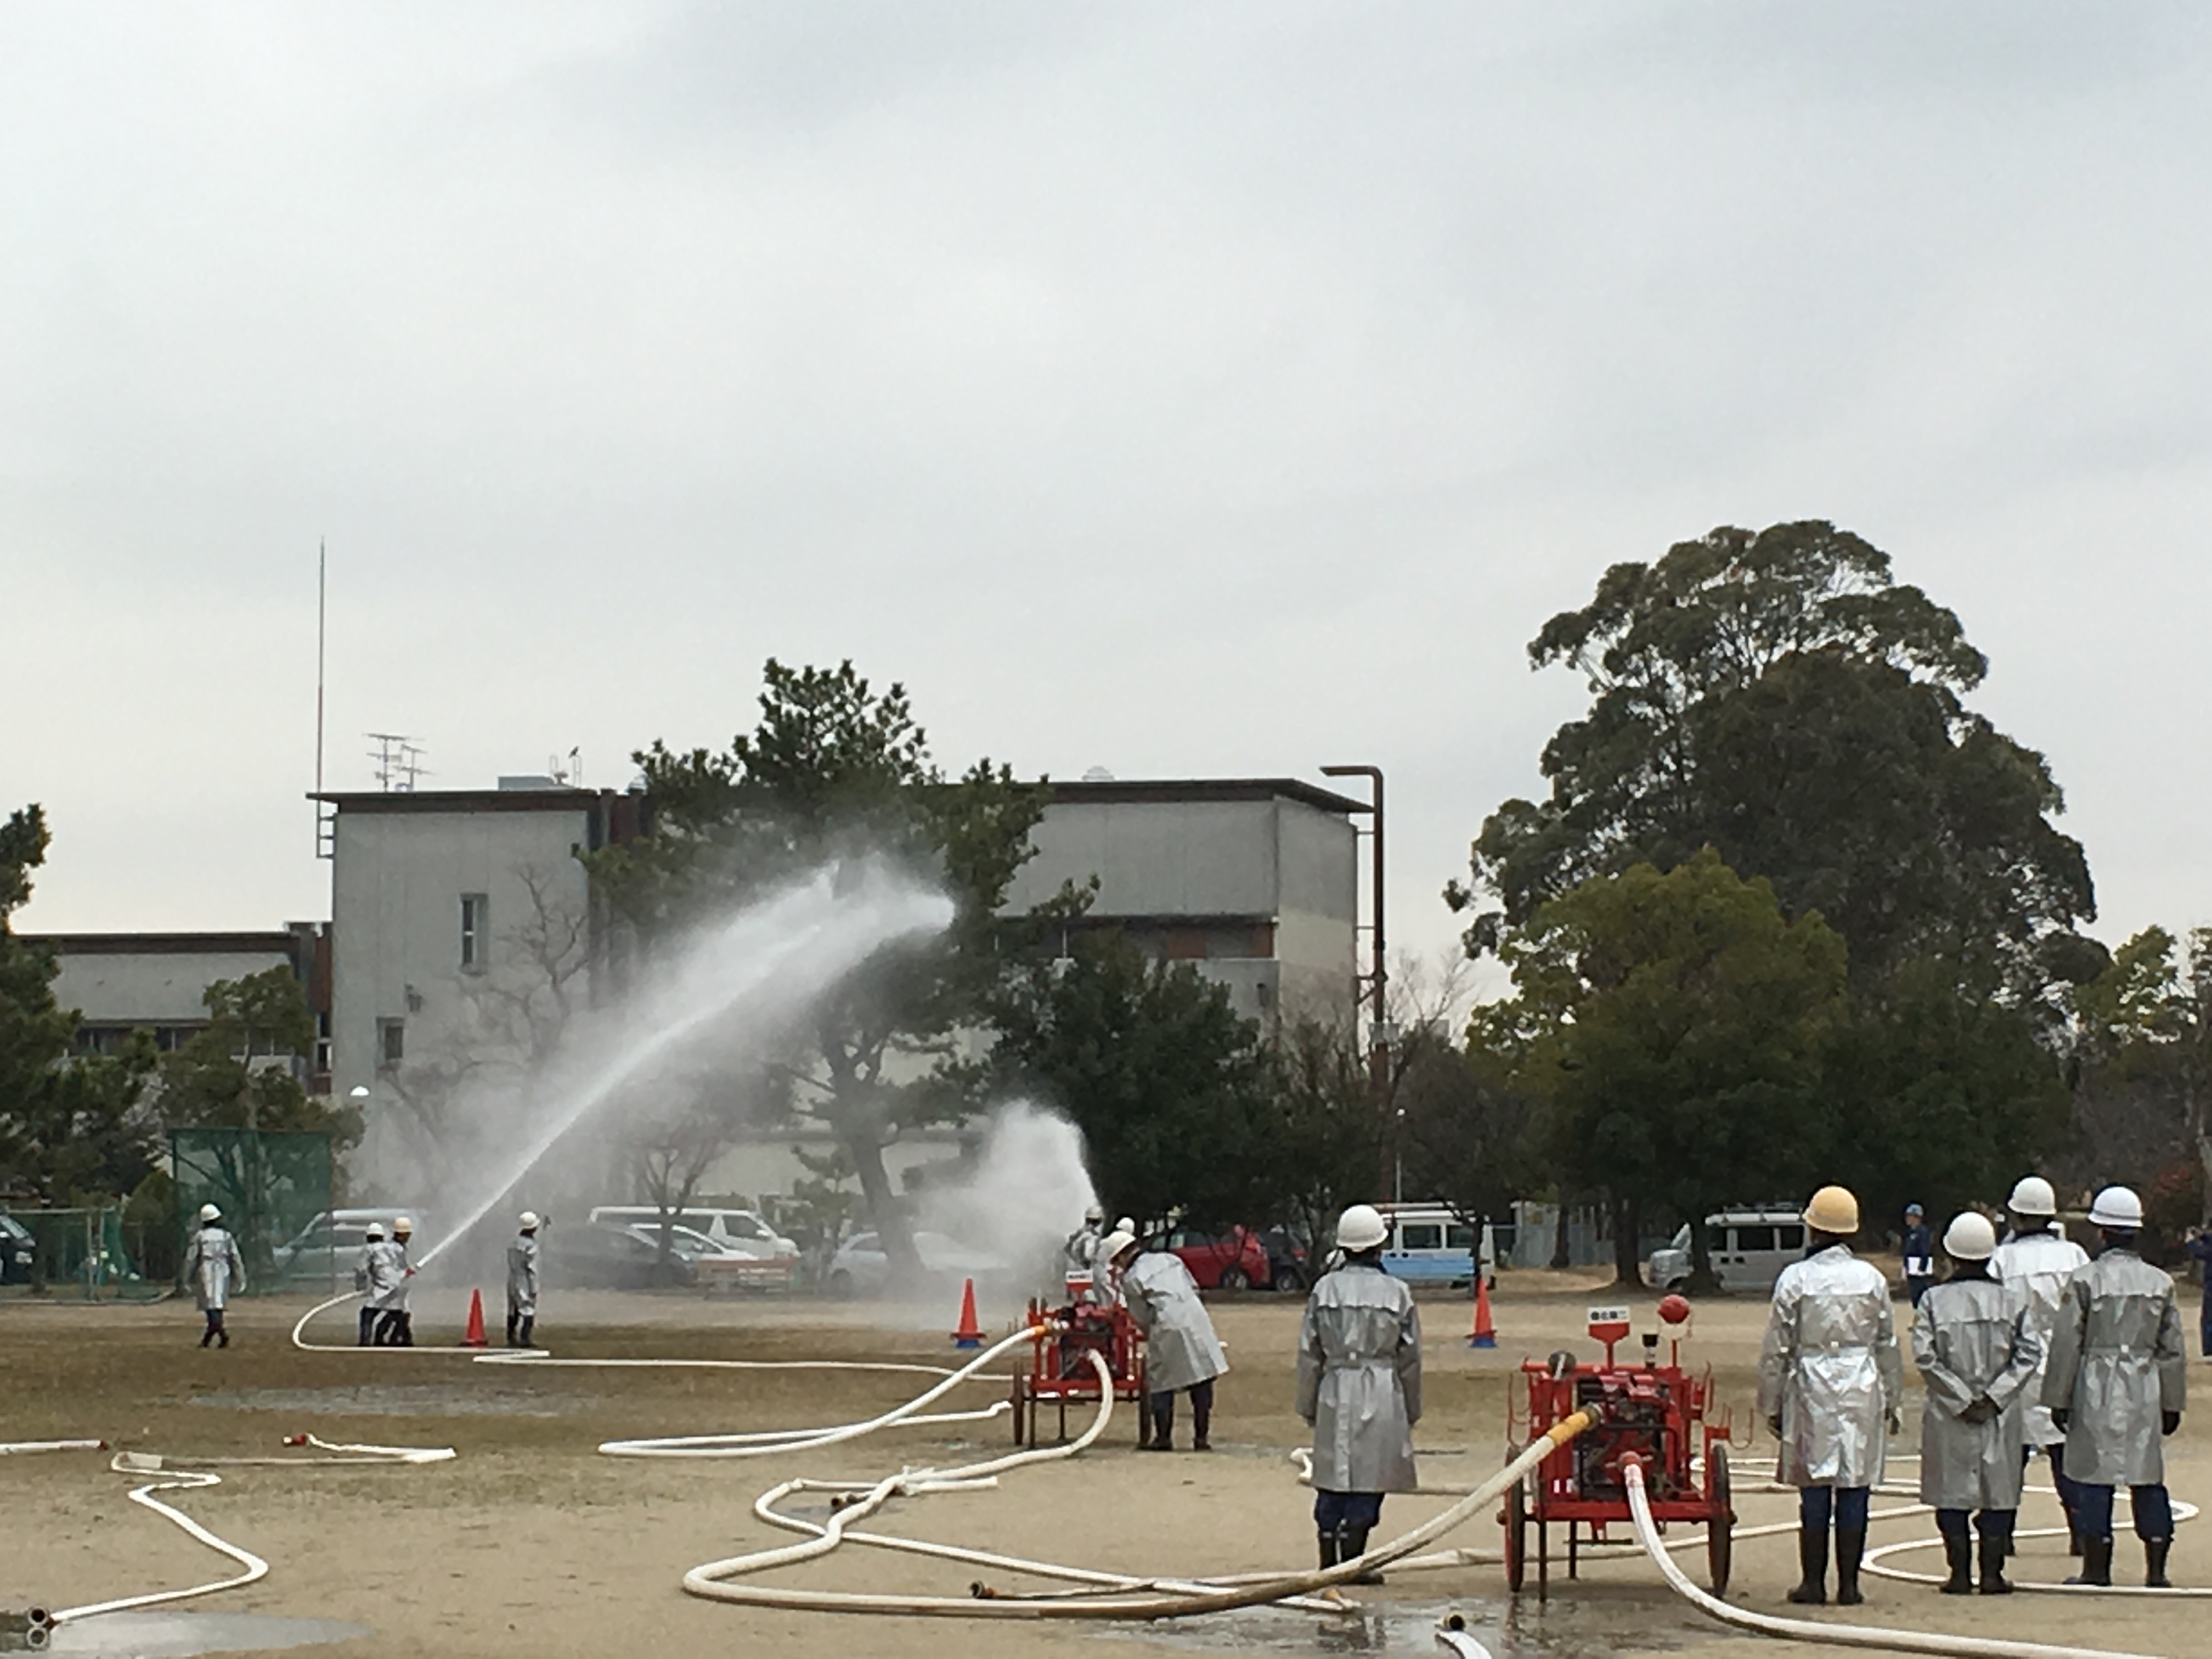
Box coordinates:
[1322,765,1391,1200]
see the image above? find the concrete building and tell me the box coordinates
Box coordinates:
[1004,777,1362,1026]
[26,928,329,1081]
[313,782,642,1109]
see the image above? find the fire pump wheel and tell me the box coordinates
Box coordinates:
[1705,1441,1733,1594]
[1502,1472,1530,1592]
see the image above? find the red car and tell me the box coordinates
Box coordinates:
[1148,1225,1276,1291]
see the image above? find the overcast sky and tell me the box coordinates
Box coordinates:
[6,3,2210,983]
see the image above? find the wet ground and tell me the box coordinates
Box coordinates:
[1105,1589,1734,1656]
[47,1612,366,1656]
[186,1384,572,1418]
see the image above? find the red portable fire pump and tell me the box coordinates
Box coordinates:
[1008,1296,1149,1446]
[1502,1295,1736,1596]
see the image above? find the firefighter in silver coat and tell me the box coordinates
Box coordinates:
[356,1220,387,1346]
[2041,1185,2186,1589]
[1109,1233,1227,1451]
[1912,1211,2041,1595]
[505,1212,541,1348]
[1990,1173,2090,1550]
[184,1204,245,1348]
[1296,1204,1421,1583]
[1758,1184,1902,1607]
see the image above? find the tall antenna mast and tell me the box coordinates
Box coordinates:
[314,540,328,854]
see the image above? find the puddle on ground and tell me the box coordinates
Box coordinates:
[1102,1588,1741,1657]
[187,1384,566,1418]
[48,1611,367,1656]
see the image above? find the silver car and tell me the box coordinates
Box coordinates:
[1646,1206,1808,1294]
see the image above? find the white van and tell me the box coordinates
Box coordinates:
[588,1206,796,1259]
[1645,1207,1807,1294]
[1377,1205,1497,1289]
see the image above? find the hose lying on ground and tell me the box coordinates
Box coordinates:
[1623,1460,2170,1659]
[46,1438,451,1627]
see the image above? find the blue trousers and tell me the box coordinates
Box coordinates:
[1799,1486,1871,1532]
[1936,1508,2014,1542]
[2025,1442,2084,1526]
[2074,1483,2174,1542]
[1313,1490,1385,1532]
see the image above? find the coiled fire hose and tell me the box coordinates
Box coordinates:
[1622,1460,2174,1659]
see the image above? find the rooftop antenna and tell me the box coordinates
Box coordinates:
[368,732,413,793]
[314,540,328,854]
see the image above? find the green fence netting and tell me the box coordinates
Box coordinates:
[0,1205,160,1300]
[168,1127,336,1295]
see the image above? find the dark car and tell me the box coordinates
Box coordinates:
[542,1222,696,1290]
[0,1215,35,1284]
[1256,1226,1311,1292]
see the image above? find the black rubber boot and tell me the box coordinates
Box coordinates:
[2145,1537,2173,1589]
[1317,1530,1342,1571]
[216,1325,229,1348]
[1191,1393,1211,1451]
[1787,1523,1829,1605]
[1835,1528,1866,1606]
[1939,1534,1973,1594]
[2067,1537,2113,1587]
[1340,1526,1383,1585]
[358,1308,375,1347]
[199,1328,215,1349]
[518,1317,533,1349]
[1978,1530,2012,1595]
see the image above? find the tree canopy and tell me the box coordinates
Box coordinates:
[1475,850,1849,1286]
[1449,521,2098,1000]
[588,659,1079,1267]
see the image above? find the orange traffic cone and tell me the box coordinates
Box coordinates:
[461,1288,488,1349]
[951,1277,984,1348]
[1468,1274,1496,1348]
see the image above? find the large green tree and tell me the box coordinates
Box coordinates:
[1448,522,2099,1001]
[983,934,1277,1232]
[157,967,361,1141]
[0,808,75,1161]
[589,659,1079,1268]
[1476,850,1849,1288]
[2068,926,2212,1223]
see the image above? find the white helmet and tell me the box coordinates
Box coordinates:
[392,1216,414,1236]
[1100,1229,1138,1263]
[2087,1186,2143,1229]
[1084,1203,1104,1224]
[519,1211,540,1231]
[198,1203,222,1223]
[1943,1211,1997,1262]
[2007,1176,2058,1218]
[1336,1204,1389,1252]
[1115,1216,1135,1235]
[364,1221,386,1240]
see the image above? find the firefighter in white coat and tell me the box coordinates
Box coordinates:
[2041,1184,2186,1589]
[1109,1232,1227,1452]
[1990,1174,2090,1553]
[184,1203,245,1348]
[1758,1184,1903,1607]
[1296,1204,1422,1583]
[356,1220,386,1346]
[1912,1211,2041,1595]
[373,1216,417,1346]
[505,1212,540,1348]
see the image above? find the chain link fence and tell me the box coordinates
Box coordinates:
[0,1205,159,1299]
[168,1127,335,1295]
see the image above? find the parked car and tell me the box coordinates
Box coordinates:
[544,1222,696,1290]
[825,1230,1005,1299]
[273,1209,436,1280]
[1256,1226,1311,1291]
[620,1221,795,1293]
[588,1205,797,1258]
[0,1214,36,1283]
[1376,1206,1496,1289]
[1147,1225,1275,1291]
[1645,1207,1808,1295]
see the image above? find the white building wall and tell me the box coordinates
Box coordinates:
[1005,799,1282,918]
[52,949,295,1026]
[329,806,598,1107]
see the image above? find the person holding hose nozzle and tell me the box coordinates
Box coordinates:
[374,1216,417,1346]
[1912,1211,2041,1595]
[1296,1204,1421,1584]
[2041,1184,2186,1588]
[1108,1231,1227,1452]
[1991,1174,2090,1554]
[1758,1184,1903,1607]
[184,1203,245,1348]
[506,1212,540,1348]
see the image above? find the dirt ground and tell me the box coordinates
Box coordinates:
[5,1271,2209,1659]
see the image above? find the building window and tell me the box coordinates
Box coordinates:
[377,1018,405,1070]
[460,893,488,970]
